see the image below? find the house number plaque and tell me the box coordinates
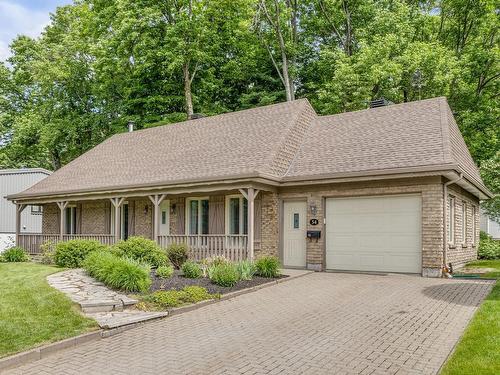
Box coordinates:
[310,219,319,226]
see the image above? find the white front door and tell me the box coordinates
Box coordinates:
[283,201,307,267]
[325,195,422,273]
[159,200,170,236]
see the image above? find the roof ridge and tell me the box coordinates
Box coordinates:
[318,96,448,121]
[439,97,453,164]
[266,99,317,177]
[113,98,311,138]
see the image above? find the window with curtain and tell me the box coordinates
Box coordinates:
[227,196,248,234]
[65,207,77,235]
[187,198,209,235]
[447,197,455,244]
[472,206,476,245]
[462,202,467,244]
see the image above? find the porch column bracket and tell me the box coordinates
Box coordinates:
[110,197,125,242]
[149,194,166,243]
[56,201,68,240]
[239,188,259,261]
[15,203,27,246]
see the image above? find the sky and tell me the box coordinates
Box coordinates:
[0,0,72,61]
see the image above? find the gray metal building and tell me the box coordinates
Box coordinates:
[1,168,51,251]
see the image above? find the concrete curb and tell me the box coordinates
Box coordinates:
[0,270,313,372]
[0,331,101,372]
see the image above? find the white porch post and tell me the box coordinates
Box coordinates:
[110,197,125,242]
[15,203,26,246]
[56,201,68,241]
[148,194,166,243]
[239,188,260,261]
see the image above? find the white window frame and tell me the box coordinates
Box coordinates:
[448,196,455,244]
[185,197,209,235]
[462,202,467,245]
[65,205,77,235]
[121,202,129,239]
[225,194,248,235]
[31,205,43,215]
[471,205,476,245]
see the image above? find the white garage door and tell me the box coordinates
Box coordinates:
[325,195,422,273]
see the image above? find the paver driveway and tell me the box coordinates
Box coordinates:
[5,273,493,375]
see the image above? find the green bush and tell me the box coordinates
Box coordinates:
[112,236,169,268]
[181,261,202,278]
[142,286,213,309]
[210,263,239,287]
[255,256,280,278]
[54,239,106,268]
[83,251,151,292]
[40,240,56,265]
[166,243,189,269]
[2,247,29,262]
[200,256,229,277]
[156,265,174,279]
[479,231,500,260]
[236,260,256,280]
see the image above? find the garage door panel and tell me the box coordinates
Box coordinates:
[326,195,422,273]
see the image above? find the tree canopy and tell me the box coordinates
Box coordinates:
[0,0,498,215]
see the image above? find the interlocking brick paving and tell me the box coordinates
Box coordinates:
[4,273,493,375]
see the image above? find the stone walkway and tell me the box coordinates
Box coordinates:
[7,272,494,375]
[47,269,167,328]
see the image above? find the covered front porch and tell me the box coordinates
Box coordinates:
[15,184,277,262]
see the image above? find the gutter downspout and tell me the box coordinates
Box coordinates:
[443,173,463,277]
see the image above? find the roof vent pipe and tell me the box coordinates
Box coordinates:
[128,121,135,133]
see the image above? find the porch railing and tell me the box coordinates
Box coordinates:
[17,233,116,255]
[18,233,248,261]
[158,235,248,261]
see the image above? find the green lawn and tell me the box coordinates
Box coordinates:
[440,260,500,375]
[0,263,97,358]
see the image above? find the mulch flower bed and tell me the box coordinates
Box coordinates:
[150,270,288,295]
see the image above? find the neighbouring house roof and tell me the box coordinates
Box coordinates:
[9,97,492,201]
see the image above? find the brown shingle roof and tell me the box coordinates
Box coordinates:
[285,97,482,183]
[13,97,489,199]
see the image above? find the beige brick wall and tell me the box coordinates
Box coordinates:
[81,201,109,234]
[42,203,59,234]
[280,177,446,276]
[133,198,153,239]
[446,185,479,269]
[259,192,279,257]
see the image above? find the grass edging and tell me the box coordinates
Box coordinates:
[0,269,313,371]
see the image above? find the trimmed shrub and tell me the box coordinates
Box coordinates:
[255,256,280,278]
[166,243,189,269]
[2,247,29,262]
[210,263,238,287]
[54,239,106,268]
[112,236,169,268]
[142,286,213,309]
[156,265,174,279]
[236,260,256,280]
[181,261,202,278]
[83,251,151,292]
[479,231,500,260]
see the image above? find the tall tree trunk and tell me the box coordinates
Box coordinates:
[343,0,352,56]
[51,150,61,170]
[183,62,194,119]
[274,0,293,101]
